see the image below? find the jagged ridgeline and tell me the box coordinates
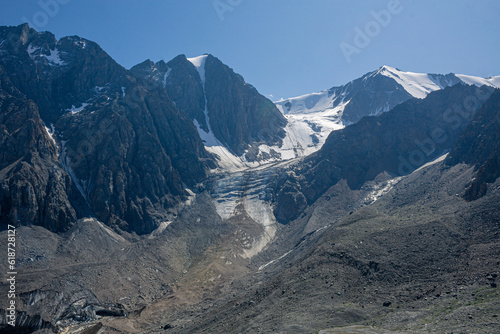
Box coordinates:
[273,84,498,223]
[0,23,285,234]
[130,54,287,158]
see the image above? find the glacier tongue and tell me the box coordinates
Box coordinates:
[211,162,291,258]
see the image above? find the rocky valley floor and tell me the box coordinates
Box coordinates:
[1,155,499,334]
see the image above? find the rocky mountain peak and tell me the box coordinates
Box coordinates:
[131,53,287,162]
[0,24,131,123]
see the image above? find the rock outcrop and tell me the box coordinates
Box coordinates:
[0,65,78,232]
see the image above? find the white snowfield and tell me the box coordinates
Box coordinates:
[379,66,500,99]
[66,103,89,114]
[27,43,66,66]
[184,54,346,172]
[187,55,208,84]
[276,66,500,116]
[455,73,500,89]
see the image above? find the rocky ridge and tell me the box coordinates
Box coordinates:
[0,23,213,234]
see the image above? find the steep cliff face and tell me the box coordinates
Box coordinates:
[0,66,78,232]
[131,56,209,132]
[203,55,287,156]
[0,24,213,234]
[446,88,500,200]
[55,84,213,234]
[0,23,130,124]
[165,56,209,132]
[131,54,287,160]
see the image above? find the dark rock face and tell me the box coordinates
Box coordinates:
[446,88,500,200]
[0,23,130,124]
[203,55,287,156]
[131,54,287,158]
[274,84,491,224]
[131,56,209,132]
[339,69,414,123]
[0,66,77,232]
[0,309,54,333]
[0,24,213,234]
[165,56,209,132]
[55,85,212,234]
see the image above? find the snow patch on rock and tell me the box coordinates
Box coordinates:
[187,54,208,85]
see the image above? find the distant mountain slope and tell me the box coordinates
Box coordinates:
[273,66,500,158]
[276,65,500,120]
[274,85,496,223]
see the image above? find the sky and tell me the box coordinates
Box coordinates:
[1,0,499,100]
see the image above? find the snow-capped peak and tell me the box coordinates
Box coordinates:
[272,66,500,165]
[278,66,500,118]
[187,54,209,85]
[375,65,444,99]
[377,65,399,74]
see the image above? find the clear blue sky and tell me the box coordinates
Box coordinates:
[1,0,499,99]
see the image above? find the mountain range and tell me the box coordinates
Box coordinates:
[0,23,499,334]
[274,65,500,158]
